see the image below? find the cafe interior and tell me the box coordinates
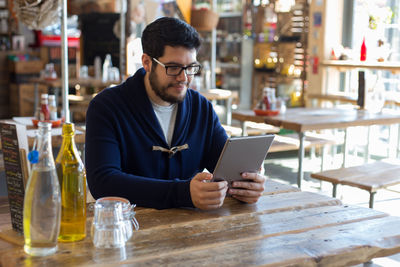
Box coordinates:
[1,0,400,265]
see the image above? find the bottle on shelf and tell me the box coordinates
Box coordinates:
[262,87,277,110]
[94,56,102,80]
[40,94,50,121]
[360,37,367,61]
[290,81,303,107]
[48,94,57,121]
[56,122,87,242]
[44,63,57,80]
[102,54,112,82]
[244,3,253,37]
[23,122,61,256]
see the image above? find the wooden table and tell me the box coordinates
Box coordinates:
[233,108,400,188]
[1,180,400,266]
[200,89,237,125]
[311,161,400,208]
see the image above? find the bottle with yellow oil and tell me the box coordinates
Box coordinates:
[56,122,87,242]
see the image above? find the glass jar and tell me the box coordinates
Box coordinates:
[91,197,139,242]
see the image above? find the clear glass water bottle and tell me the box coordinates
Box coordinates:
[56,123,87,242]
[23,122,61,256]
[48,94,57,121]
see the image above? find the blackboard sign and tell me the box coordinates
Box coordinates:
[80,13,120,68]
[0,123,29,234]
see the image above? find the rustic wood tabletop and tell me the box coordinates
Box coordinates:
[1,179,400,266]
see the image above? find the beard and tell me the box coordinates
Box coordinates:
[149,71,190,104]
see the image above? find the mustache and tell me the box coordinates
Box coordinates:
[167,81,190,87]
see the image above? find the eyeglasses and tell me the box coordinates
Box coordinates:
[152,58,201,76]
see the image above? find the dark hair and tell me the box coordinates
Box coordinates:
[141,17,201,59]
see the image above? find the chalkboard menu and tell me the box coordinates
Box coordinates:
[80,13,120,68]
[0,123,29,234]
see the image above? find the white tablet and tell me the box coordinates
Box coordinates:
[212,135,275,186]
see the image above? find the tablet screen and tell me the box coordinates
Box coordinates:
[212,135,275,186]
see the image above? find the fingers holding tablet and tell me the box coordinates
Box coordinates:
[190,172,228,210]
[229,172,266,204]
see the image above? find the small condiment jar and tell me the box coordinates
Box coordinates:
[92,197,139,242]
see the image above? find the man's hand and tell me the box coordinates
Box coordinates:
[228,172,266,204]
[190,172,228,210]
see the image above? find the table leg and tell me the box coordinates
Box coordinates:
[332,183,338,198]
[369,192,376,209]
[297,132,305,188]
[365,126,370,163]
[241,121,248,136]
[226,97,232,126]
[397,124,400,158]
[342,128,348,168]
[388,124,397,159]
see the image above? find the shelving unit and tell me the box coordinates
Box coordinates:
[317,59,400,108]
[250,0,309,108]
[0,0,17,49]
[197,9,243,95]
[214,12,242,92]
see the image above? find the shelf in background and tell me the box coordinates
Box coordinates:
[321,60,400,73]
[217,62,240,69]
[218,12,242,18]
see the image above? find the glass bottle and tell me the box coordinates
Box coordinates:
[40,94,50,121]
[23,122,61,256]
[360,37,367,61]
[102,54,112,82]
[56,123,87,242]
[48,94,57,121]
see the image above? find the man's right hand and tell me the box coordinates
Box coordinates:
[190,172,228,210]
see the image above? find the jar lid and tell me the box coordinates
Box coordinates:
[96,196,136,214]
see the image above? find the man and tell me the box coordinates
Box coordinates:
[85,17,266,210]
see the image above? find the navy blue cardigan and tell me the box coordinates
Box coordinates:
[85,68,228,209]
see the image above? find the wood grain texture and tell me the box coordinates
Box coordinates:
[124,215,400,267]
[1,182,400,266]
[264,179,300,195]
[311,161,400,192]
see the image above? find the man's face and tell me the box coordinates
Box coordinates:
[148,46,198,104]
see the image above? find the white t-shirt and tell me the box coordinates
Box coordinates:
[151,101,178,146]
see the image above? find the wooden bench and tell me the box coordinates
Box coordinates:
[311,161,400,208]
[269,133,339,153]
[222,127,340,170]
[222,122,280,137]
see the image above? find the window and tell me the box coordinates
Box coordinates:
[346,0,400,97]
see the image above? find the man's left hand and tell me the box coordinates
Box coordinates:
[228,172,266,204]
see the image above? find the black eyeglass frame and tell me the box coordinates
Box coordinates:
[152,57,201,76]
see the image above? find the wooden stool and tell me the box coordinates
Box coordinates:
[311,161,400,208]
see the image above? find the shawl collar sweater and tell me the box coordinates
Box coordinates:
[85,68,228,209]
